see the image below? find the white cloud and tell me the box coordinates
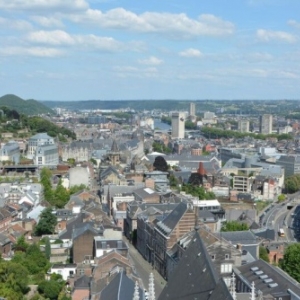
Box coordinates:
[27,30,123,52]
[0,17,32,30]
[0,46,64,57]
[138,56,163,65]
[113,65,158,78]
[243,52,273,63]
[288,19,300,29]
[31,16,64,27]
[68,8,235,38]
[179,48,203,58]
[256,29,297,43]
[0,0,88,12]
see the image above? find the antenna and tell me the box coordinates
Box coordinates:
[133,281,140,300]
[230,273,236,300]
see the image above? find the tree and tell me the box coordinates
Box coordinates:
[280,243,300,282]
[44,237,51,260]
[14,235,28,252]
[53,179,70,208]
[40,167,54,203]
[153,156,168,172]
[277,194,286,203]
[34,207,57,236]
[38,280,63,300]
[259,246,270,262]
[221,221,249,232]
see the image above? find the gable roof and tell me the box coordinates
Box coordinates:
[158,229,233,300]
[99,272,140,300]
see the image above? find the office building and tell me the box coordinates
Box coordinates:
[238,119,250,133]
[189,102,196,117]
[259,114,273,134]
[171,112,185,139]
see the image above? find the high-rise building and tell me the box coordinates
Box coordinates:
[189,102,196,116]
[259,114,273,134]
[238,119,250,133]
[172,112,185,138]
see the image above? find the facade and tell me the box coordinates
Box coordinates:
[49,264,77,280]
[171,112,185,139]
[34,144,59,167]
[62,145,91,163]
[69,166,90,188]
[233,176,251,192]
[0,141,20,164]
[238,119,250,133]
[276,155,300,177]
[203,111,217,124]
[189,102,196,117]
[259,114,273,134]
[27,132,55,159]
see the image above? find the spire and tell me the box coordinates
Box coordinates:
[230,273,236,300]
[148,273,155,300]
[111,139,119,152]
[133,281,140,300]
[250,281,255,300]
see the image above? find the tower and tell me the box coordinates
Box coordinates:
[107,140,120,166]
[171,112,185,139]
[238,119,250,133]
[259,114,273,134]
[189,102,196,117]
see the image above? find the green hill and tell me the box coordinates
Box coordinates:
[0,94,54,115]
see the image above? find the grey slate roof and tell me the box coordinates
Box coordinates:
[218,230,258,245]
[158,229,233,300]
[99,272,142,300]
[234,259,300,296]
[72,222,100,240]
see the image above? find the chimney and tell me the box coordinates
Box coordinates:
[236,243,242,251]
[198,162,206,176]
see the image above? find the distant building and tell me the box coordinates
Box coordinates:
[171,112,185,139]
[0,141,20,164]
[203,111,217,125]
[238,119,250,133]
[259,114,273,134]
[276,155,300,177]
[189,102,196,117]
[27,132,55,159]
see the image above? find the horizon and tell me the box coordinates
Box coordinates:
[1,1,300,100]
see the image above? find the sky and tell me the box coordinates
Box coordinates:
[1,0,300,101]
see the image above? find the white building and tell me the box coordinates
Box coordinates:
[189,103,196,117]
[238,120,250,133]
[27,133,55,159]
[259,114,273,134]
[203,111,217,125]
[171,112,185,139]
[49,264,77,280]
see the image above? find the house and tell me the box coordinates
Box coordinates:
[72,222,101,263]
[234,259,300,298]
[218,230,260,260]
[94,238,128,258]
[133,187,160,203]
[0,207,12,233]
[97,271,143,300]
[0,233,12,257]
[158,228,233,300]
[49,263,77,280]
[72,275,91,300]
[153,201,196,278]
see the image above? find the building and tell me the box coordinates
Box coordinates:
[158,228,233,300]
[34,144,59,167]
[233,176,251,193]
[276,155,300,177]
[171,112,185,139]
[189,102,196,117]
[0,141,20,164]
[27,132,55,159]
[203,111,217,125]
[238,120,250,133]
[259,114,273,134]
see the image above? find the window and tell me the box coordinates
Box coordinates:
[221,264,232,274]
[211,255,215,260]
[225,254,229,260]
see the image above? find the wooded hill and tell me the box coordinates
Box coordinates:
[0,94,54,115]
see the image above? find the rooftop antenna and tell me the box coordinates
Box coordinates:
[230,273,236,300]
[250,281,255,300]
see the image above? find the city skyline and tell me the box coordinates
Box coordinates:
[1,0,300,101]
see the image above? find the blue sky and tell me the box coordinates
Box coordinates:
[1,0,300,100]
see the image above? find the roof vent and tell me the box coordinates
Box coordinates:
[264,278,273,283]
[251,267,259,271]
[255,271,263,275]
[260,275,268,279]
[268,283,278,288]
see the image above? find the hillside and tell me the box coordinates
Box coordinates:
[0,94,54,115]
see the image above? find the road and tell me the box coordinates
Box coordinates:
[123,237,166,297]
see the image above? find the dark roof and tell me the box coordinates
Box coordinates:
[235,259,300,296]
[155,202,190,236]
[111,140,119,152]
[218,230,258,245]
[253,228,276,240]
[100,272,141,300]
[74,275,91,289]
[72,222,100,240]
[158,229,233,300]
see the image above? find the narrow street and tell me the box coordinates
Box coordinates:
[123,237,166,297]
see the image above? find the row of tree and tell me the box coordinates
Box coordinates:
[200,126,293,141]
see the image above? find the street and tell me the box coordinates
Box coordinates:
[123,237,166,297]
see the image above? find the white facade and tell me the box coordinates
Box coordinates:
[238,120,250,133]
[69,166,90,187]
[27,133,55,159]
[34,144,59,167]
[50,264,77,280]
[189,103,196,116]
[171,112,185,139]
